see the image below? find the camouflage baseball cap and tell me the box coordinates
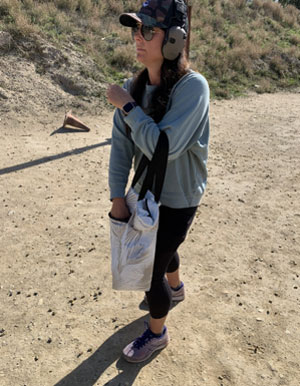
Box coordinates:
[120,0,188,31]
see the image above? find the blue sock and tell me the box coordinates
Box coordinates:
[150,326,166,338]
[171,282,183,291]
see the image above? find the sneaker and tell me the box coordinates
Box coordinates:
[123,323,170,363]
[170,281,185,302]
[144,282,185,304]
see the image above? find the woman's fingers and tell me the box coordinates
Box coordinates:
[110,197,130,220]
[106,84,134,109]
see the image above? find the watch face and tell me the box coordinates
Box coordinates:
[123,102,137,113]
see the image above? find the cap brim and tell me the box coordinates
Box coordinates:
[119,13,142,27]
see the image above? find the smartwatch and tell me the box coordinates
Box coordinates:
[122,101,137,115]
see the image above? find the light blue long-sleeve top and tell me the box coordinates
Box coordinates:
[109,70,210,209]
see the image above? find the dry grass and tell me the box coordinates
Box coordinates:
[256,78,273,93]
[1,0,300,96]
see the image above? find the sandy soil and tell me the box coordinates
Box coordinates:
[0,91,300,386]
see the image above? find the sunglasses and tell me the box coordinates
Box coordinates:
[131,24,159,41]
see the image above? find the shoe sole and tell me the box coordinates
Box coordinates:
[171,290,185,302]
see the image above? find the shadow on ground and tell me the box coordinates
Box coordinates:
[54,314,163,386]
[0,137,111,176]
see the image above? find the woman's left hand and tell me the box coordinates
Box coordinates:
[107,84,135,110]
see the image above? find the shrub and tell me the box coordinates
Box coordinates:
[1,0,300,97]
[279,0,300,10]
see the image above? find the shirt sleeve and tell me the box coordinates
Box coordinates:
[108,106,134,200]
[124,72,210,161]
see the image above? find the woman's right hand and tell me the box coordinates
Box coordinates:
[110,197,130,221]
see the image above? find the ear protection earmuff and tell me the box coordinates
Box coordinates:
[161,0,188,61]
[162,26,187,61]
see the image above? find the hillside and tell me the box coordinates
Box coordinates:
[0,0,300,116]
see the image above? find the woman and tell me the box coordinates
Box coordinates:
[107,0,209,363]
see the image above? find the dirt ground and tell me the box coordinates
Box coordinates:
[0,91,299,386]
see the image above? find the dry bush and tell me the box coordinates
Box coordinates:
[78,0,94,14]
[85,11,102,34]
[256,78,273,93]
[192,7,211,29]
[289,33,300,46]
[211,13,225,32]
[251,0,300,28]
[52,0,95,14]
[204,49,230,78]
[230,0,246,10]
[208,0,218,6]
[269,54,286,77]
[0,0,19,17]
[249,17,264,30]
[11,11,37,37]
[107,0,124,15]
[228,41,261,74]
[214,36,228,51]
[122,0,141,12]
[212,2,223,16]
[227,29,247,48]
[117,27,134,44]
[264,17,282,33]
[109,44,137,70]
[53,0,76,12]
[285,45,300,60]
[222,4,239,24]
[282,11,298,27]
[0,0,38,37]
[251,0,263,10]
[20,0,34,9]
[285,4,299,17]
[191,21,214,42]
[262,1,285,23]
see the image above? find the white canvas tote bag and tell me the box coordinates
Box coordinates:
[109,131,169,291]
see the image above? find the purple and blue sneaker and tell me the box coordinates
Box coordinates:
[123,323,170,363]
[144,281,185,305]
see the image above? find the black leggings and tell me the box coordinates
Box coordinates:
[145,205,197,319]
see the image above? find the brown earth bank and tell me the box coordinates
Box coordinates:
[0,90,300,386]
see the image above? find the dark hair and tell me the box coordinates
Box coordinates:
[126,53,189,135]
